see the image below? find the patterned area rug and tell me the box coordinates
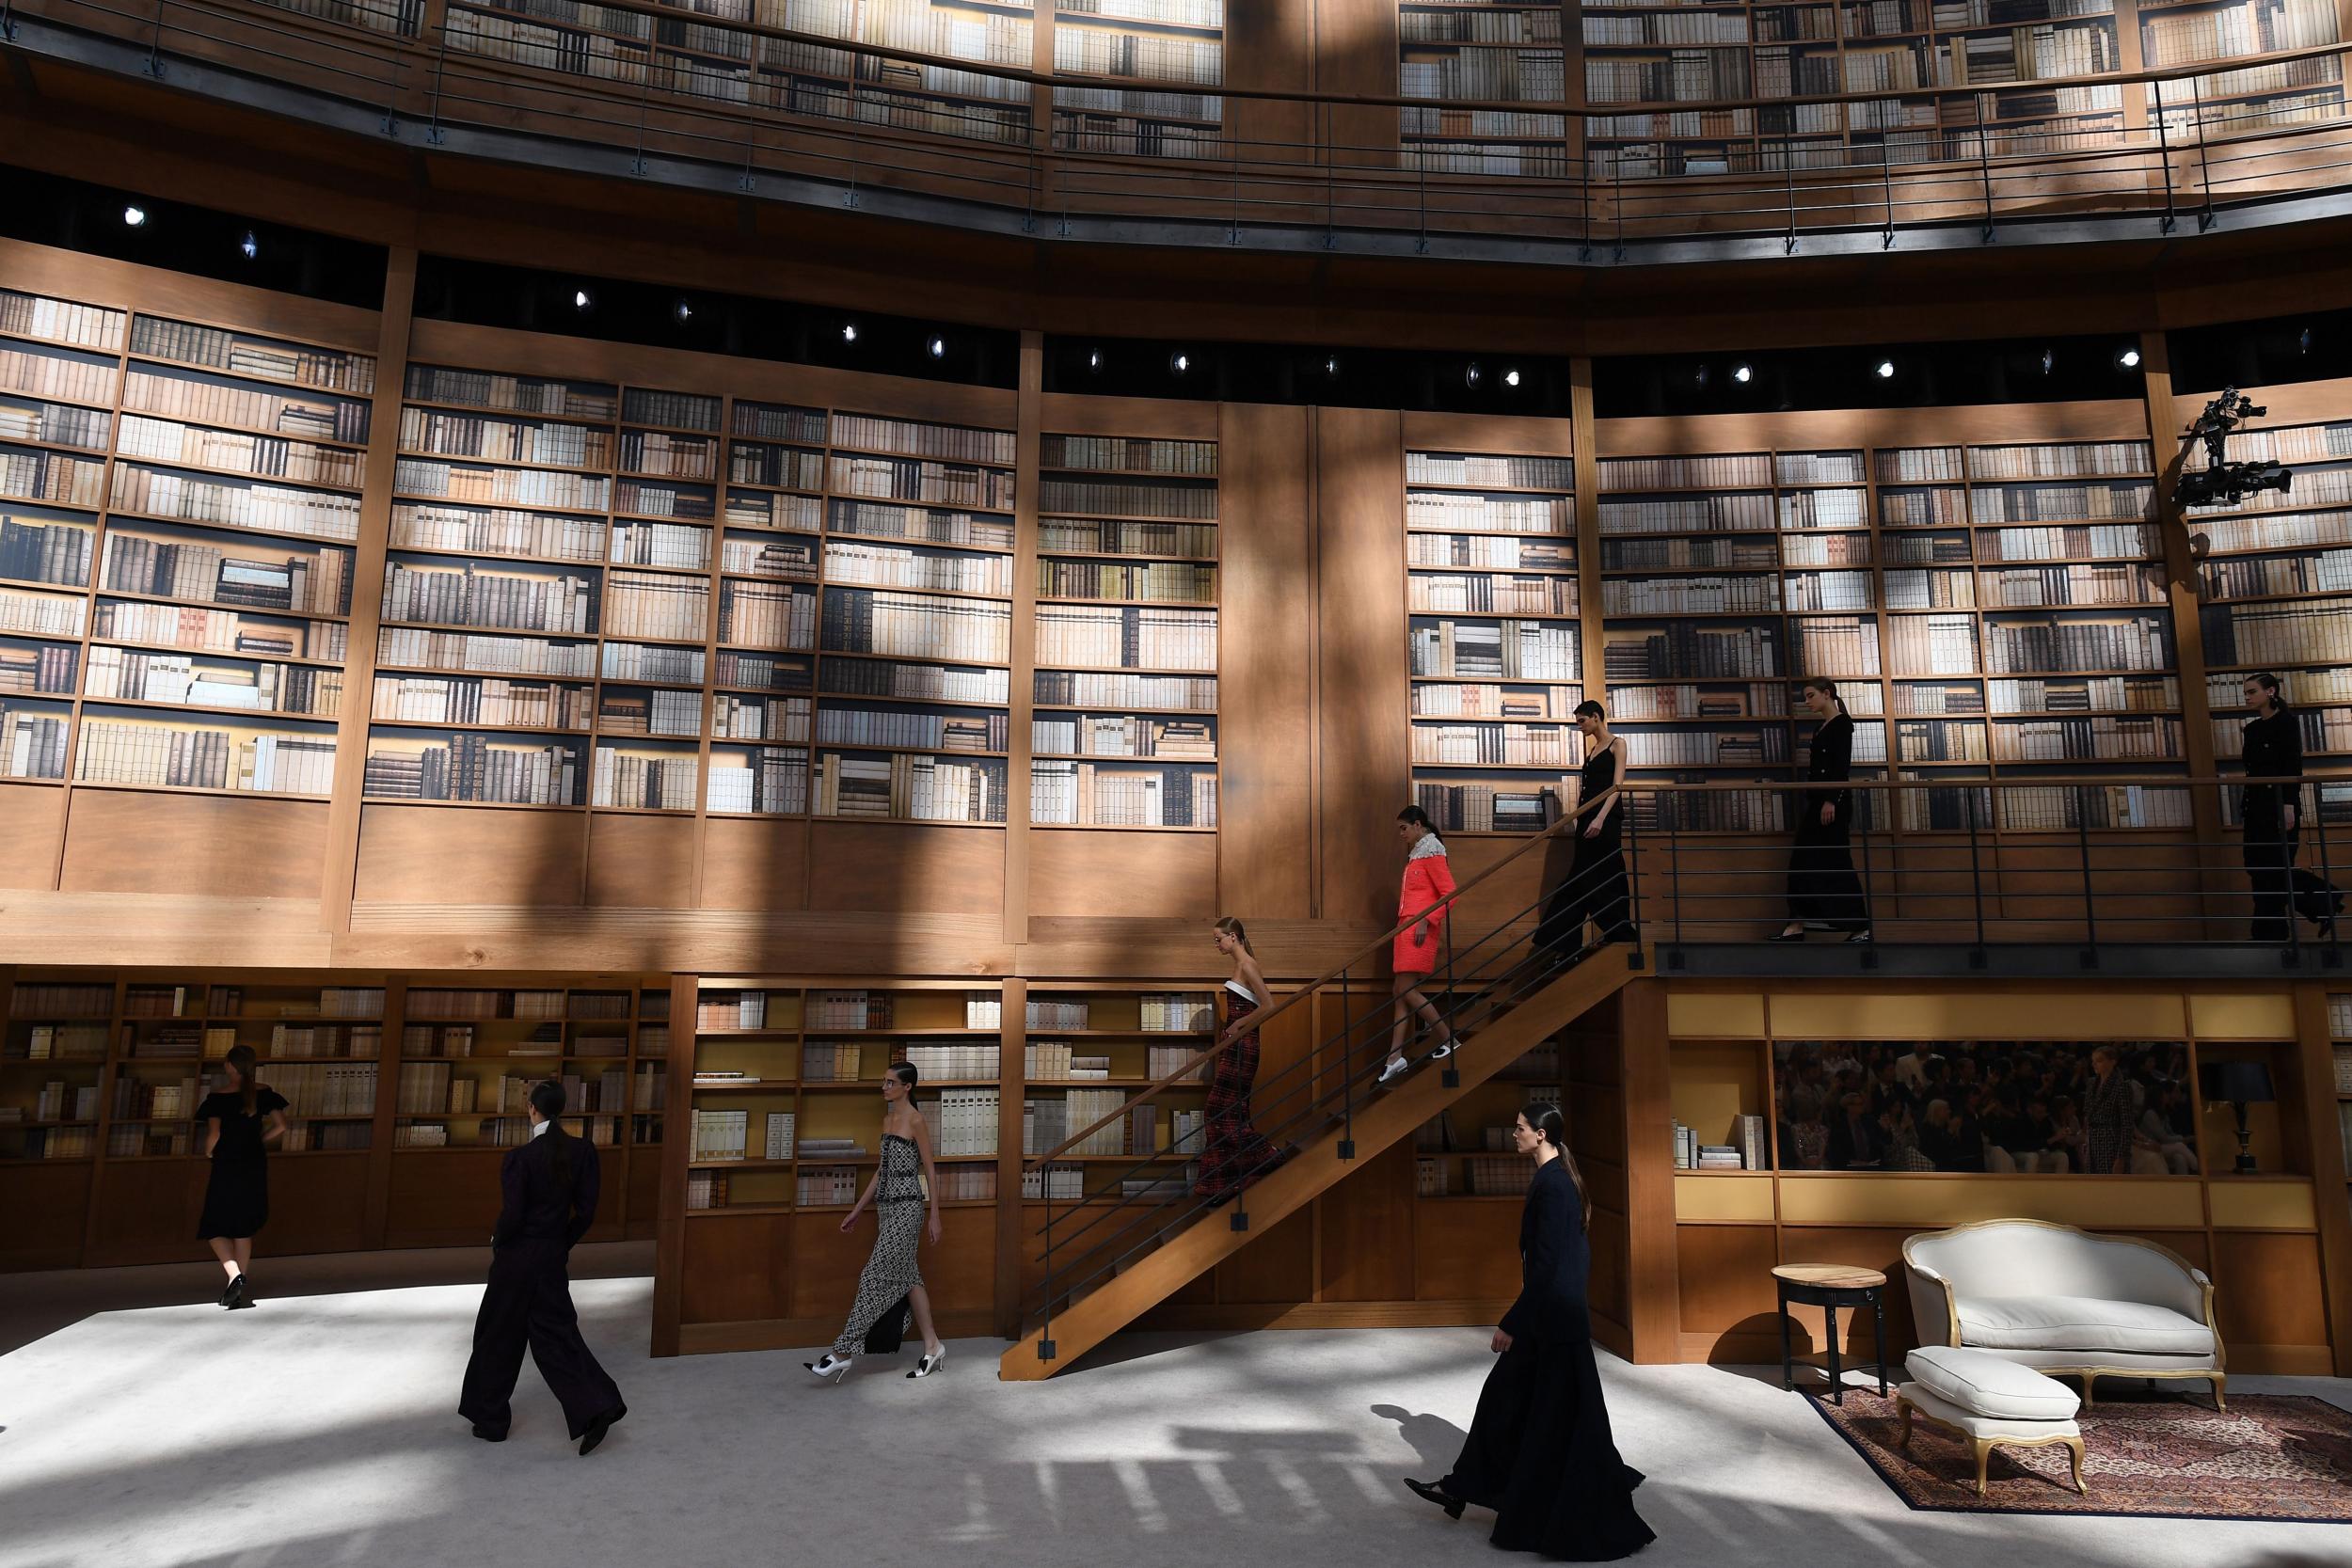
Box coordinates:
[1810,1387,2352,1521]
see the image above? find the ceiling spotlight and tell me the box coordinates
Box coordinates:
[2299,327,2314,356]
[927,335,947,360]
[1694,365,1710,390]
[571,288,594,312]
[673,298,694,324]
[1168,352,1191,376]
[1732,363,1753,384]
[1875,358,1897,380]
[238,230,259,261]
[2118,346,2142,370]
[1086,348,1104,373]
[1324,354,1342,379]
[841,322,860,343]
[121,204,147,229]
[1502,368,1522,389]
[2040,347,2055,376]
[1464,361,1484,390]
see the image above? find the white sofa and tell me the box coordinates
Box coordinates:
[1901,1219,2224,1408]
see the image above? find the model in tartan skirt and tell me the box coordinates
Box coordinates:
[1193,916,1292,1205]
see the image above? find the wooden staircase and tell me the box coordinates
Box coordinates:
[998,942,1645,1380]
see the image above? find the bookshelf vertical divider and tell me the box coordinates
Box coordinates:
[359,974,411,1248]
[322,247,417,929]
[1009,334,1044,942]
[994,974,1027,1338]
[652,970,695,1356]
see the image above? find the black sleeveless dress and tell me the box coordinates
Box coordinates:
[1537,742,1631,955]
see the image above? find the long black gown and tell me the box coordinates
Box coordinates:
[2241,705,2303,942]
[1535,741,1632,958]
[1438,1158,1654,1561]
[1786,711,1867,930]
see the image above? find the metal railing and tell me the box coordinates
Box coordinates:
[1018,769,2335,1354]
[16,0,2352,256]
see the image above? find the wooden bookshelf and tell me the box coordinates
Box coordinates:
[1051,0,1225,160]
[1413,1037,1566,1197]
[0,284,370,802]
[1400,1,1569,178]
[1032,431,1218,831]
[1017,985,1215,1205]
[1407,444,1583,834]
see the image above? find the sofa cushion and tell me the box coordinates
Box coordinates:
[1956,1293,2216,1356]
[1906,1345,2081,1421]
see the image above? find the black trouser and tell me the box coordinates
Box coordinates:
[1788,800,1867,930]
[459,1238,623,1439]
[2244,816,2299,943]
[1535,836,1631,958]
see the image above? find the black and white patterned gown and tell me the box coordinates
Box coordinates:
[830,1131,927,1357]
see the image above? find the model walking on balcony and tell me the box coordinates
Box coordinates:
[804,1063,948,1382]
[1378,806,1458,1089]
[1404,1102,1655,1560]
[2240,671,2304,942]
[197,1043,286,1310]
[1535,702,1634,964]
[1194,916,1291,1203]
[1775,677,1870,942]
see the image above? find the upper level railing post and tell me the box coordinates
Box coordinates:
[2076,784,2098,964]
[2153,79,2177,232]
[1322,103,1336,251]
[1783,136,1798,254]
[2191,77,2217,230]
[143,0,168,77]
[1881,155,1895,248]
[425,19,449,145]
[1337,965,1356,1160]
[1667,798,1683,958]
[1856,791,1879,967]
[2318,784,2343,967]
[1580,119,1594,261]
[1624,794,1645,967]
[1976,119,1994,242]
[1964,785,1988,965]
[1037,1163,1057,1361]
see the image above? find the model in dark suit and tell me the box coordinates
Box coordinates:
[1776,677,1869,941]
[458,1079,627,1454]
[1406,1103,1654,1561]
[2239,672,2303,942]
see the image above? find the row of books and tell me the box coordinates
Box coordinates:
[1039,559,1216,604]
[135,317,375,395]
[379,626,593,677]
[75,720,334,795]
[394,456,610,512]
[1411,780,1568,833]
[832,455,1016,512]
[381,562,597,634]
[399,409,614,470]
[1412,681,1581,720]
[373,673,587,729]
[363,736,580,804]
[828,540,1009,595]
[122,370,368,447]
[1407,495,1572,537]
[8,1023,109,1059]
[818,706,1008,752]
[815,751,1008,820]
[120,418,364,489]
[0,517,93,588]
[2,290,126,351]
[405,366,615,419]
[708,748,809,815]
[1600,494,1779,535]
[1033,669,1214,709]
[0,401,110,454]
[1412,721,1584,768]
[831,499,1013,551]
[1031,760,1217,826]
[612,520,712,572]
[1032,715,1212,758]
[591,748,698,811]
[923,1089,1000,1155]
[822,587,1007,662]
[1042,436,1216,475]
[1412,620,1581,680]
[103,536,352,619]
[111,465,361,543]
[0,347,118,409]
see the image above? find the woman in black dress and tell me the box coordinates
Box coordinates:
[1535,702,1633,964]
[198,1043,288,1308]
[1405,1102,1653,1560]
[2239,671,2304,942]
[1774,676,1870,942]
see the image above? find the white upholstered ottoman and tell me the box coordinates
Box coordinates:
[1896,1344,2087,1497]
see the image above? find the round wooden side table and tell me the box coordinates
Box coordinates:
[1772,1263,1889,1404]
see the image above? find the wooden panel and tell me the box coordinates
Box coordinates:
[1676,1224,1780,1335]
[1777,1174,2206,1227]
[1315,406,1409,925]
[2211,1229,2332,1356]
[1618,982,1680,1361]
[385,1149,510,1244]
[355,805,586,907]
[1028,830,1216,921]
[627,1144,663,1237]
[1667,991,1767,1037]
[695,818,810,911]
[253,1151,373,1256]
[60,791,329,898]
[807,823,1004,917]
[1216,1206,1315,1304]
[1767,990,2185,1040]
[587,813,698,908]
[1219,402,1314,921]
[1415,1197,1524,1301]
[0,783,63,889]
[2208,1180,2317,1230]
[86,1160,211,1264]
[0,1162,93,1270]
[680,1212,793,1324]
[2189,993,2297,1039]
[1675,1174,1775,1223]
[1318,1143,1417,1301]
[789,1207,998,1323]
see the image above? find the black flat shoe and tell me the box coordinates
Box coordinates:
[1405,1478,1465,1520]
[227,1275,253,1308]
[578,1403,626,1456]
[216,1278,236,1307]
[471,1423,507,1443]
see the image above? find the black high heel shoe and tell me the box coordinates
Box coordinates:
[1404,1478,1465,1520]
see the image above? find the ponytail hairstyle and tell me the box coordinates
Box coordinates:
[1397,803,1443,845]
[1802,676,1849,717]
[529,1078,574,1196]
[224,1043,261,1115]
[889,1062,919,1095]
[1522,1101,1591,1227]
[2249,671,2285,709]
[1215,915,1255,957]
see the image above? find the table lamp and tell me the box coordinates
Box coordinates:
[2198,1060,2277,1175]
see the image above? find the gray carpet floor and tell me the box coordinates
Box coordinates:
[0,1264,2345,1568]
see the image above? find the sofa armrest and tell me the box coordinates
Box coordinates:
[1903,1260,1960,1348]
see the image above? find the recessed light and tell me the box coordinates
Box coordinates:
[2118,346,2142,369]
[1732,363,1753,384]
[927,335,947,359]
[1168,352,1191,376]
[841,323,860,343]
[1464,362,1484,389]
[673,298,694,324]
[1502,368,1522,388]
[121,205,147,229]
[572,289,594,311]
[1086,348,1104,372]
[1324,354,1342,379]
[2299,327,2314,355]
[238,231,259,261]
[2041,347,2056,375]
[1875,359,1896,380]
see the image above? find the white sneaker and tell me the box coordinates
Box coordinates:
[803,1354,851,1383]
[1376,1054,1412,1088]
[1425,1039,1456,1062]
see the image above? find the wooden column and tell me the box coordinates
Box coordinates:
[320,246,418,932]
[1569,357,1606,719]
[1007,331,1043,945]
[1618,976,1680,1361]
[2290,983,2352,1375]
[993,974,1028,1338]
[651,971,695,1357]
